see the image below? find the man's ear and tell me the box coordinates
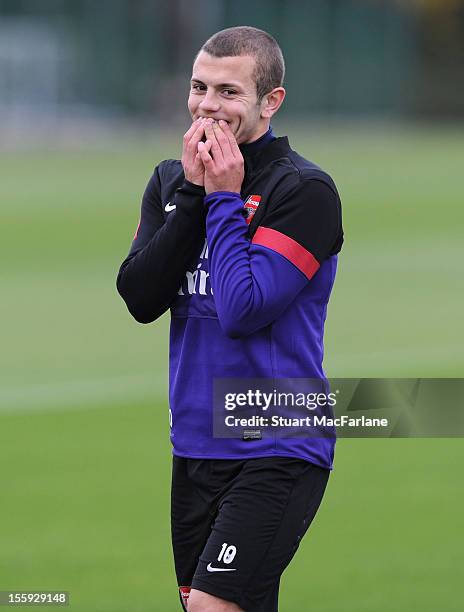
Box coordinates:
[260,87,286,119]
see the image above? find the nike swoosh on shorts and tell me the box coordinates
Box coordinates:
[206,563,237,573]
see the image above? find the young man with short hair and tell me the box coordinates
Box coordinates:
[117,26,343,612]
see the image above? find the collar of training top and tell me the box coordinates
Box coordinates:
[241,136,291,175]
[239,125,276,156]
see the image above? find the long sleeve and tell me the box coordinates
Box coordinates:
[116,164,206,323]
[205,179,343,338]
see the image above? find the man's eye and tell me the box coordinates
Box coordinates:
[192,84,206,91]
[222,89,236,96]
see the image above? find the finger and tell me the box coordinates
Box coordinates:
[218,120,242,159]
[189,119,207,146]
[197,140,214,166]
[183,118,202,142]
[186,123,206,152]
[212,121,234,159]
[204,120,223,162]
[192,140,211,168]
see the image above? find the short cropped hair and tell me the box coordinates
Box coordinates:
[198,26,285,102]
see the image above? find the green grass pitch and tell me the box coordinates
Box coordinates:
[1,122,463,611]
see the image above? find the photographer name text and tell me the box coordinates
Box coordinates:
[224,415,389,428]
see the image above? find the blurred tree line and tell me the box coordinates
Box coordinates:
[0,0,463,120]
[409,0,464,117]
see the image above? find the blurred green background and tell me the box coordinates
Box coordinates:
[1,1,464,611]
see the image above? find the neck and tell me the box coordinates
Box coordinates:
[239,125,276,157]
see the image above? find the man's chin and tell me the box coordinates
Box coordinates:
[230,123,242,143]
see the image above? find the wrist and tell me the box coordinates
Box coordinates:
[206,185,242,195]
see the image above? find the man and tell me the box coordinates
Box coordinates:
[117,26,343,612]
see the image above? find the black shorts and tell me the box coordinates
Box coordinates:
[171,455,330,611]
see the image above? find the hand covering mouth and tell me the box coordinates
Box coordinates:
[198,117,230,123]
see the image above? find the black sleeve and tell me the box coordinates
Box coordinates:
[259,178,343,264]
[116,164,206,323]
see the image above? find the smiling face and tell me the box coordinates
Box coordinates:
[188,51,268,145]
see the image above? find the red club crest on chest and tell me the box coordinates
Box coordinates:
[243,194,262,225]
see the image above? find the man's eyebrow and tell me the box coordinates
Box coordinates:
[190,78,241,89]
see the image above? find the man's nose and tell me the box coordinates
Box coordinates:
[199,90,220,113]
